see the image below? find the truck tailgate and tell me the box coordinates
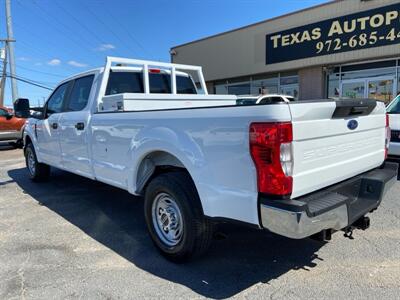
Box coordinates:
[289,100,387,199]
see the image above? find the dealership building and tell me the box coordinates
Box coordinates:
[171,0,400,103]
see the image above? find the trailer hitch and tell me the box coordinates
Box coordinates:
[343,227,354,239]
[343,216,370,239]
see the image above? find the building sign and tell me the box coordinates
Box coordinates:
[265,3,400,65]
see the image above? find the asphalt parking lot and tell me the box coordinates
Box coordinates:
[0,143,399,299]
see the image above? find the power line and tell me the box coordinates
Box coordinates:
[1,67,54,90]
[53,0,106,46]
[105,9,152,58]
[16,41,79,74]
[24,1,94,55]
[14,1,97,63]
[80,2,139,56]
[2,65,59,86]
[32,0,103,54]
[5,74,53,90]
[15,63,66,78]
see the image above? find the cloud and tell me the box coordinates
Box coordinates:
[34,62,43,66]
[18,56,30,61]
[95,43,116,51]
[47,59,61,66]
[68,60,88,68]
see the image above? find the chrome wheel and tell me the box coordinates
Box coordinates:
[27,149,36,176]
[152,192,184,247]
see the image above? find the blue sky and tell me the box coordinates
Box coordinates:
[0,0,327,106]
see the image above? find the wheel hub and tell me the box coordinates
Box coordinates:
[27,149,36,175]
[152,192,184,246]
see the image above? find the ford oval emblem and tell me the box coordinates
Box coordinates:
[347,120,358,130]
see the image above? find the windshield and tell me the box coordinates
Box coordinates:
[387,95,400,114]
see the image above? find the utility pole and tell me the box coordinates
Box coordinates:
[0,43,7,107]
[0,39,13,107]
[5,0,18,102]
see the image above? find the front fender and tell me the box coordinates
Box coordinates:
[23,120,42,161]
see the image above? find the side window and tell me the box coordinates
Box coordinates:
[149,73,171,93]
[47,82,70,115]
[67,75,95,111]
[105,72,143,95]
[176,76,197,94]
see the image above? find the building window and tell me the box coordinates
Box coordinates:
[251,77,279,95]
[214,73,299,99]
[215,84,227,94]
[327,59,399,104]
[280,75,299,99]
[327,73,340,98]
[227,83,250,95]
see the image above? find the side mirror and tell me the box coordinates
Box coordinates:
[13,98,31,118]
[5,113,13,120]
[30,107,45,119]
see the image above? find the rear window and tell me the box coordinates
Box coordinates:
[149,73,171,94]
[105,71,196,95]
[106,72,144,95]
[149,74,196,94]
[176,76,196,94]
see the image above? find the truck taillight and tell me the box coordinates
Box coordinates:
[249,122,293,196]
[385,114,390,159]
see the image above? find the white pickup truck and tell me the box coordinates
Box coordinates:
[387,94,400,158]
[19,57,397,261]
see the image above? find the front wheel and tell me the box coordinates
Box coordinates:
[144,171,213,262]
[25,143,50,182]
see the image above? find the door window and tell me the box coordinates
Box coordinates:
[67,75,95,111]
[46,82,70,115]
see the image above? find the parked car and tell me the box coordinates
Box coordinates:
[236,94,295,105]
[387,94,400,158]
[19,57,397,262]
[0,106,25,147]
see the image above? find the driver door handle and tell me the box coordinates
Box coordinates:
[51,122,58,129]
[75,122,85,131]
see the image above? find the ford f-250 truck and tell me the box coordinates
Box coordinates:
[19,57,397,262]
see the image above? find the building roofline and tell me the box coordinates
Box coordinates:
[171,0,338,49]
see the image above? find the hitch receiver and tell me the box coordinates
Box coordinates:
[343,216,370,239]
[353,216,370,231]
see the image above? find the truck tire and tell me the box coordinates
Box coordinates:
[25,143,50,182]
[144,171,213,262]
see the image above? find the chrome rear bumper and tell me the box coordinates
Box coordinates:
[260,204,348,239]
[260,162,398,239]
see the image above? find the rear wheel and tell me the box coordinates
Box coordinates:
[25,143,50,182]
[144,171,213,262]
